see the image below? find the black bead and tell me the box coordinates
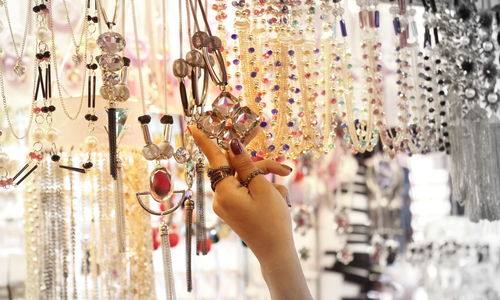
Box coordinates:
[41,106,49,113]
[439,146,445,152]
[428,97,434,103]
[87,15,92,21]
[445,142,451,148]
[442,122,448,127]
[48,105,56,112]
[429,119,436,124]
[424,56,430,60]
[479,12,493,29]
[461,60,474,73]
[138,115,152,124]
[86,63,92,70]
[33,6,40,13]
[91,63,98,70]
[83,162,93,169]
[92,16,98,23]
[435,59,441,64]
[440,101,446,106]
[440,111,446,116]
[43,51,51,58]
[429,108,435,113]
[39,4,47,10]
[439,91,445,96]
[457,5,472,21]
[427,87,433,92]
[425,66,431,71]
[160,115,174,125]
[438,80,444,85]
[443,132,449,137]
[85,113,92,121]
[123,57,131,67]
[51,154,60,162]
[90,115,98,122]
[36,53,43,60]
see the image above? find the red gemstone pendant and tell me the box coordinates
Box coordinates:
[150,167,174,201]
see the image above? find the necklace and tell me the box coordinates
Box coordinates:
[97,0,119,29]
[2,0,32,77]
[61,0,91,65]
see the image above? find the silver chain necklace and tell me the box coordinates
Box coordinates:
[2,0,32,77]
[61,0,90,65]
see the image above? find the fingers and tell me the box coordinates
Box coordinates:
[256,160,293,176]
[227,138,273,194]
[188,125,228,168]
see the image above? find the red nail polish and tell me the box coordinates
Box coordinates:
[230,139,243,155]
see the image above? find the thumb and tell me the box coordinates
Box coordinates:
[228,139,273,193]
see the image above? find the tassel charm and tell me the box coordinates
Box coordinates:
[107,107,117,179]
[160,221,177,300]
[195,160,208,255]
[184,195,194,292]
[115,159,126,253]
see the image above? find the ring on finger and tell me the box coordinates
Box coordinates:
[240,170,265,188]
[207,166,235,191]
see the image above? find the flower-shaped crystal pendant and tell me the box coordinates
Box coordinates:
[197,91,259,149]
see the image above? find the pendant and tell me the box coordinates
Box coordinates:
[13,59,26,78]
[195,160,208,255]
[72,49,83,65]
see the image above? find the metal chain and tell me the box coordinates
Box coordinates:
[61,0,89,50]
[3,0,32,60]
[47,0,86,120]
[130,0,147,114]
[0,59,37,139]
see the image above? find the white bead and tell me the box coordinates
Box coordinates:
[32,127,44,141]
[0,152,8,165]
[36,26,51,42]
[46,128,58,143]
[85,136,99,151]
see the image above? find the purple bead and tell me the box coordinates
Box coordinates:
[231,34,238,40]
[283,144,290,151]
[288,50,295,56]
[289,74,296,80]
[275,61,282,66]
[236,85,243,90]
[268,145,275,151]
[314,48,320,54]
[267,50,273,55]
[375,11,380,28]
[288,98,295,104]
[273,85,280,91]
[251,151,257,157]
[233,59,240,65]
[287,121,294,127]
[260,121,268,127]
[340,19,347,37]
[271,109,278,114]
[294,88,300,94]
[248,47,255,53]
[336,56,341,61]
[255,96,262,102]
[341,123,348,129]
[354,119,360,125]
[251,71,257,77]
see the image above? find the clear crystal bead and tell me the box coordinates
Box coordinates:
[142,144,160,160]
[174,147,190,164]
[159,141,174,159]
[97,31,126,53]
[114,84,130,102]
[487,93,498,104]
[100,85,116,100]
[233,106,258,135]
[13,62,26,77]
[212,92,240,119]
[198,112,223,137]
[218,128,239,149]
[98,54,124,72]
[104,72,121,85]
[72,53,83,65]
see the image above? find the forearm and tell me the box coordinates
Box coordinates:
[258,247,313,300]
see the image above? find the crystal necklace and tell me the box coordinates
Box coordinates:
[2,0,32,77]
[61,0,91,65]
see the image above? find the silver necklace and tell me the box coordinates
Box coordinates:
[47,0,85,120]
[61,0,90,65]
[2,0,32,77]
[0,56,37,140]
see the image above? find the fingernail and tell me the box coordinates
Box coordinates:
[230,139,243,155]
[281,164,293,172]
[286,196,292,207]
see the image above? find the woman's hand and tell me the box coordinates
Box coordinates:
[188,126,313,300]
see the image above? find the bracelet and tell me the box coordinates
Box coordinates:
[207,166,235,191]
[240,170,265,188]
